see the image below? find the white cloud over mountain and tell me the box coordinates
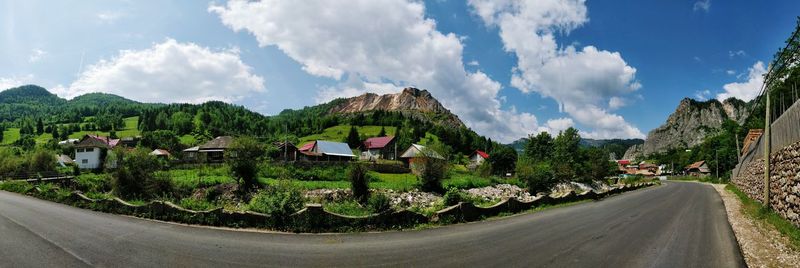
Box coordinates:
[210,0,555,142]
[716,61,766,102]
[56,39,265,104]
[0,74,34,90]
[468,0,645,139]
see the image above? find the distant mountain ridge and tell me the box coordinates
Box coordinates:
[623,97,751,160]
[327,87,465,128]
[508,137,643,160]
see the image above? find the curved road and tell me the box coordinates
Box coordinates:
[0,181,744,267]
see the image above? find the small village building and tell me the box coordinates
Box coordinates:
[58,139,79,147]
[74,135,120,169]
[467,150,489,169]
[685,160,711,177]
[741,129,764,156]
[298,140,356,161]
[400,144,445,167]
[150,149,171,160]
[361,136,396,161]
[272,141,298,161]
[182,146,200,163]
[639,163,659,175]
[56,154,74,167]
[198,136,233,163]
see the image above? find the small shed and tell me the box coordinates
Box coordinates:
[150,149,171,159]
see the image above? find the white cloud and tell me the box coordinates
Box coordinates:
[716,61,766,101]
[61,39,265,103]
[608,96,626,110]
[693,0,711,12]
[0,74,34,90]
[468,0,644,139]
[29,49,47,63]
[97,11,124,23]
[726,70,736,75]
[729,50,746,58]
[210,0,549,142]
[694,89,711,100]
[467,60,480,66]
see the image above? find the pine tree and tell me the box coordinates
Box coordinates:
[378,126,386,137]
[347,126,361,148]
[36,118,44,135]
[51,126,60,140]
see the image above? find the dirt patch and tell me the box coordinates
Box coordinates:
[712,184,800,267]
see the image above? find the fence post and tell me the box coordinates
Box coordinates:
[764,86,771,208]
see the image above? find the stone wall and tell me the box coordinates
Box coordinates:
[732,141,800,227]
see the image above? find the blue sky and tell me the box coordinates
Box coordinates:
[0,0,797,143]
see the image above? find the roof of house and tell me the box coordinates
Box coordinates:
[56,154,73,164]
[298,141,315,152]
[617,159,631,165]
[470,150,489,159]
[363,136,395,149]
[685,160,706,170]
[400,144,445,160]
[183,146,199,152]
[150,149,171,156]
[74,135,120,149]
[314,140,355,157]
[199,136,234,150]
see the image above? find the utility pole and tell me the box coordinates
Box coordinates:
[735,132,741,162]
[715,150,719,181]
[764,68,772,208]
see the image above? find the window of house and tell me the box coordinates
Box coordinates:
[86,148,94,152]
[82,159,88,164]
[77,148,85,153]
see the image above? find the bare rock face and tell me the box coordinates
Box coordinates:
[328,87,465,128]
[624,97,750,159]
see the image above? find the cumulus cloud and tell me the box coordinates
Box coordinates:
[468,0,644,139]
[693,0,711,12]
[716,61,766,101]
[60,39,265,103]
[0,74,34,90]
[694,89,711,100]
[210,0,549,142]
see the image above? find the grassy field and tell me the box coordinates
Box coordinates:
[179,134,199,146]
[298,125,397,144]
[3,117,141,145]
[1,128,20,145]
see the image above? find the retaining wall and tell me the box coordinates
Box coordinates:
[732,140,800,227]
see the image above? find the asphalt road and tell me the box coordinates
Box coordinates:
[0,181,745,267]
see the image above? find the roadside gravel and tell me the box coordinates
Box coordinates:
[712,184,800,267]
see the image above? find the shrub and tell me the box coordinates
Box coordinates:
[475,161,492,178]
[517,159,555,195]
[111,148,162,199]
[367,193,392,213]
[348,163,370,203]
[415,147,449,193]
[324,199,371,216]
[75,173,111,193]
[0,181,33,193]
[248,181,305,219]
[443,187,466,206]
[179,197,217,211]
[28,149,56,173]
[146,172,176,199]
[226,136,265,194]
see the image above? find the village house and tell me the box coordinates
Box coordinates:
[685,160,711,177]
[468,150,489,169]
[198,136,234,163]
[150,149,171,160]
[361,136,396,161]
[298,140,356,162]
[74,135,120,169]
[400,144,445,168]
[182,146,200,163]
[272,141,299,161]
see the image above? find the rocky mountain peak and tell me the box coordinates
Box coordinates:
[623,97,751,160]
[328,87,465,128]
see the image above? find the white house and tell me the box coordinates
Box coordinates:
[469,150,489,165]
[74,135,120,169]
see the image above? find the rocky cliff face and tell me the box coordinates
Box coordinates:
[623,98,750,160]
[328,87,465,128]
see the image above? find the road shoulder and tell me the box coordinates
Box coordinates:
[712,184,800,267]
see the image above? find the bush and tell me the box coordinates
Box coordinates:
[415,155,448,193]
[348,163,370,203]
[443,187,466,206]
[75,173,111,193]
[146,172,176,199]
[475,161,492,178]
[248,181,305,220]
[324,199,371,216]
[0,181,33,193]
[179,197,217,211]
[367,193,392,213]
[517,159,555,195]
[226,137,265,193]
[28,149,56,173]
[111,148,162,199]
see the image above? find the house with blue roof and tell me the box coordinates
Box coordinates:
[298,140,356,162]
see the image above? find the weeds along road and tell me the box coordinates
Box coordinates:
[0,181,744,268]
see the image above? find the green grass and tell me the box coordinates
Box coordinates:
[1,128,20,145]
[166,167,235,190]
[669,175,724,184]
[298,125,397,144]
[67,116,141,140]
[443,172,492,189]
[260,172,419,191]
[726,184,800,249]
[324,199,373,216]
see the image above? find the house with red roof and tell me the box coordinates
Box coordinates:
[361,136,397,161]
[74,135,121,169]
[468,150,489,168]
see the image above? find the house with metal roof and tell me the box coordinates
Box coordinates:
[468,150,489,167]
[298,140,356,162]
[198,136,234,163]
[361,136,397,161]
[400,144,445,167]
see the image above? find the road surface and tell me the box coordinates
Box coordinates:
[0,181,744,267]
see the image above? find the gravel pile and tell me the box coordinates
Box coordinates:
[383,189,441,209]
[304,189,351,203]
[465,184,535,202]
